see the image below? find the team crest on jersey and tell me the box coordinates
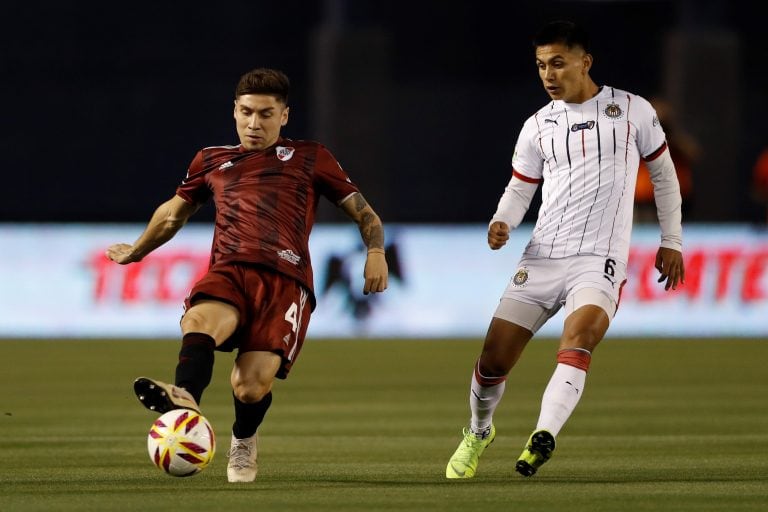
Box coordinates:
[276,146,295,161]
[603,102,623,119]
[512,267,529,287]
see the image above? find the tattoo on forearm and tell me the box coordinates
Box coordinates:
[351,193,367,213]
[359,213,384,249]
[348,193,384,248]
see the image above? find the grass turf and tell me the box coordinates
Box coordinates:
[1,338,767,511]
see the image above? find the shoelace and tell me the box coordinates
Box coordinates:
[454,430,485,464]
[228,440,255,469]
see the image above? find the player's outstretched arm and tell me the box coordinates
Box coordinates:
[339,192,389,295]
[655,247,685,291]
[106,194,199,265]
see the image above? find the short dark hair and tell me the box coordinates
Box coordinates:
[235,68,290,104]
[533,21,591,53]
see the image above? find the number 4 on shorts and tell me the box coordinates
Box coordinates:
[284,303,298,332]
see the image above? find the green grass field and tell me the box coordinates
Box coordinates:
[1,338,767,511]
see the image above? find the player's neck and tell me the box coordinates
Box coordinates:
[569,81,601,104]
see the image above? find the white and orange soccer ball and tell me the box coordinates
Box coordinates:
[147,409,215,477]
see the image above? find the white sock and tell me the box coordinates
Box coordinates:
[535,363,587,437]
[469,368,506,436]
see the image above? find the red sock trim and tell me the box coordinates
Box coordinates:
[557,349,591,372]
[474,360,507,387]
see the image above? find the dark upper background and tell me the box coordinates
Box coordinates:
[2,0,765,225]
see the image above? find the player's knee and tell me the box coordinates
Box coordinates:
[232,380,272,404]
[560,329,602,352]
[477,354,511,379]
[180,308,207,333]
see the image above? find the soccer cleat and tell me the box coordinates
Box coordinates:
[227,433,258,483]
[515,429,556,477]
[133,377,200,414]
[445,425,496,479]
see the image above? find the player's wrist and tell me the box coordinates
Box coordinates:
[367,248,385,255]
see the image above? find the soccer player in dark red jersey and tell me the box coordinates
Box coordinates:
[106,68,388,483]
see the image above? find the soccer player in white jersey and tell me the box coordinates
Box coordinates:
[446,20,685,479]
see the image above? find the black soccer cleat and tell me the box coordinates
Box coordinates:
[515,430,556,477]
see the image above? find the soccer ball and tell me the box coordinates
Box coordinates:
[147,409,216,477]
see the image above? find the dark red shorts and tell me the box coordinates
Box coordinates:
[184,262,311,379]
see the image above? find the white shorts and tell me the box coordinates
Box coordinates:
[493,255,627,333]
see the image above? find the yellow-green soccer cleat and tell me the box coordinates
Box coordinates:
[445,425,496,479]
[515,429,556,477]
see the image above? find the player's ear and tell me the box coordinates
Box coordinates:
[583,53,593,74]
[281,106,290,127]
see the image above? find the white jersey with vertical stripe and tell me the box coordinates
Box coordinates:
[512,86,665,265]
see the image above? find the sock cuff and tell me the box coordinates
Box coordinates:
[557,348,592,372]
[233,390,273,406]
[474,360,507,387]
[182,332,216,349]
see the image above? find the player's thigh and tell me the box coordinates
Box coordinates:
[561,297,610,352]
[500,257,568,314]
[230,350,282,403]
[560,256,625,351]
[181,262,248,344]
[494,295,559,334]
[565,255,627,316]
[240,269,311,379]
[181,299,240,344]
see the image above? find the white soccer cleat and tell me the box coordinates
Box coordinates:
[227,433,258,483]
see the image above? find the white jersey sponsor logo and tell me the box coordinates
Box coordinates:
[277,249,301,265]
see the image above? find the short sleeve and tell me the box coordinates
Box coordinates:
[511,116,544,180]
[635,97,667,160]
[176,150,213,204]
[313,145,360,205]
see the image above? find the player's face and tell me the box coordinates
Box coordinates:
[234,94,289,151]
[535,43,593,103]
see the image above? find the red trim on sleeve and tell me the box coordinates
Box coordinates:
[643,141,668,162]
[512,168,543,184]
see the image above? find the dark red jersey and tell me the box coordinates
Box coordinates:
[176,138,359,307]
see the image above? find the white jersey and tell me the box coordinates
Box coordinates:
[510,86,667,264]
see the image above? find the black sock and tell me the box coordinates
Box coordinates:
[232,391,273,439]
[174,332,216,404]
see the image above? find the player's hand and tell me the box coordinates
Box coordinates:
[655,247,685,291]
[105,243,142,264]
[363,250,388,295]
[488,221,510,250]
